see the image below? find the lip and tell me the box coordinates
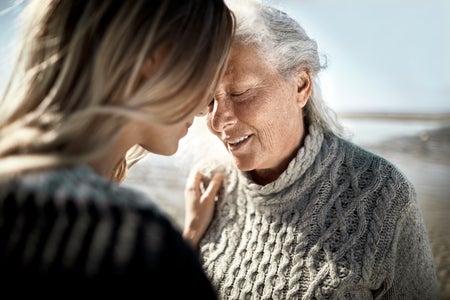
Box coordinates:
[225,134,252,152]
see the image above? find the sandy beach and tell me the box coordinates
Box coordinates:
[367,125,450,298]
[124,119,450,299]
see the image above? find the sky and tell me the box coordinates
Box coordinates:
[0,0,26,94]
[1,0,449,114]
[269,0,450,113]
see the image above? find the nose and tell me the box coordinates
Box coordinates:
[209,99,236,132]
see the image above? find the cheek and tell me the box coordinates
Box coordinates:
[253,104,300,149]
[258,126,278,151]
[250,101,281,131]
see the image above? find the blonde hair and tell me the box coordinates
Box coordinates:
[0,0,234,181]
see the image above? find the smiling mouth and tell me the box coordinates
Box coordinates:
[227,135,251,148]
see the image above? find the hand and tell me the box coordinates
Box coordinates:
[183,170,223,249]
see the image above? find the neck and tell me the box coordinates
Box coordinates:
[88,128,135,181]
[250,125,309,186]
[250,151,297,185]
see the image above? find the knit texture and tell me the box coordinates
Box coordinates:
[0,166,216,299]
[196,125,439,300]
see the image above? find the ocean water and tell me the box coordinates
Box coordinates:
[341,118,449,146]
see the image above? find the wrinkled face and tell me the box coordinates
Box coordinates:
[207,43,311,181]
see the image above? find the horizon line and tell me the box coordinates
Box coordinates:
[337,111,450,121]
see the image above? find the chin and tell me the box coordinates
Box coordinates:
[161,146,178,156]
[147,143,178,156]
[232,157,256,172]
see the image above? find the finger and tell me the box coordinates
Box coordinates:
[186,169,203,186]
[185,170,203,190]
[202,172,223,201]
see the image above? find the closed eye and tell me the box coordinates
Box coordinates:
[230,90,248,97]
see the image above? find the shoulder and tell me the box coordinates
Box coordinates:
[0,167,186,273]
[0,166,217,297]
[1,165,179,239]
[323,134,417,231]
[334,134,415,193]
[11,165,160,208]
[1,165,174,240]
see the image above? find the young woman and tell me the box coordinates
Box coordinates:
[0,0,233,297]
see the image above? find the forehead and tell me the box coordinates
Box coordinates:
[222,43,278,83]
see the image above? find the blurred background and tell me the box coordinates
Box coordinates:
[1,0,449,297]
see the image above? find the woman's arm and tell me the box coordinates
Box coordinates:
[373,197,440,299]
[385,201,439,299]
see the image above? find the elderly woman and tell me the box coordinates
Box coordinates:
[185,1,439,299]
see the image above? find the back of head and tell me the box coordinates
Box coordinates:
[225,0,345,137]
[0,0,234,177]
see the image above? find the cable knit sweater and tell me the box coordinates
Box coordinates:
[196,125,439,300]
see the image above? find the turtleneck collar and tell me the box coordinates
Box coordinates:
[237,124,325,199]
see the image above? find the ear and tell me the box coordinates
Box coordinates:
[140,43,170,79]
[295,70,312,108]
[140,56,155,79]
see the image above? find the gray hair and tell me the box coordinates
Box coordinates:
[226,0,346,137]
